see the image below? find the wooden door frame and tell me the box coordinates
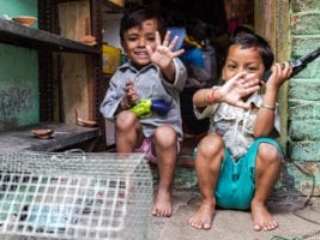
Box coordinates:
[254,0,290,152]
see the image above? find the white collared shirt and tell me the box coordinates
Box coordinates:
[194,92,280,160]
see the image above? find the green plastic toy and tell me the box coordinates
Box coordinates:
[129,99,171,118]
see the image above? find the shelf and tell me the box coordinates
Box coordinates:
[0,18,100,54]
[0,122,100,154]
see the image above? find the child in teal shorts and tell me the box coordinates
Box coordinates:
[188,33,293,231]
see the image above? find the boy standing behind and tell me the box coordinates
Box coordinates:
[100,7,187,217]
[189,33,292,231]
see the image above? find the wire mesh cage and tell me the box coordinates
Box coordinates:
[0,151,153,240]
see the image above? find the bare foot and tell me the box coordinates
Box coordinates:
[251,201,278,231]
[189,200,215,230]
[152,187,172,217]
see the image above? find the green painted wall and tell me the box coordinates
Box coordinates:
[0,0,39,130]
[287,0,320,195]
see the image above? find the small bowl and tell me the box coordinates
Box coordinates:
[81,35,97,46]
[31,128,54,139]
[77,118,97,127]
[12,16,37,27]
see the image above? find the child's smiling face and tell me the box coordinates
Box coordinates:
[122,19,158,68]
[223,44,265,81]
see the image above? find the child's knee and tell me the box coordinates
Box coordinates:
[258,143,281,163]
[154,125,177,146]
[115,110,138,131]
[198,134,224,156]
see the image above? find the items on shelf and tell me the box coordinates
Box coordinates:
[102,43,122,74]
[107,0,124,7]
[12,16,37,27]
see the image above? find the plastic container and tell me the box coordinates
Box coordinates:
[102,44,122,74]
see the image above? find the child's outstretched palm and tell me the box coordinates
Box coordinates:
[146,31,185,69]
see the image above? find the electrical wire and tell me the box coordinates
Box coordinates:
[270,158,320,240]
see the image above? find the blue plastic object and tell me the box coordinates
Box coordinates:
[166,27,186,51]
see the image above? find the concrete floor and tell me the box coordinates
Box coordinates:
[150,188,320,240]
[102,137,320,240]
[147,137,320,240]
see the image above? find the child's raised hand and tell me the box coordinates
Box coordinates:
[266,62,292,90]
[218,72,260,109]
[146,31,185,69]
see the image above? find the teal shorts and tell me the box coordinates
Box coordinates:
[194,137,283,210]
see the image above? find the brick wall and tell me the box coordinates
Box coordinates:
[287,0,320,195]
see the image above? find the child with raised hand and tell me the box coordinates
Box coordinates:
[100,7,187,218]
[188,33,293,231]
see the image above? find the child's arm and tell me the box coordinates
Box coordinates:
[146,31,185,82]
[254,62,293,137]
[193,72,260,109]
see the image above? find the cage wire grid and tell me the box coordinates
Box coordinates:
[0,152,153,240]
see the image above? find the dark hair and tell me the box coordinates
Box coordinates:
[232,25,255,39]
[227,33,274,71]
[186,18,210,48]
[120,7,165,41]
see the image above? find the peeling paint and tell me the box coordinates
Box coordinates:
[283,162,320,196]
[290,120,320,141]
[0,81,38,130]
[290,12,320,35]
[291,0,320,13]
[0,86,33,119]
[289,141,320,162]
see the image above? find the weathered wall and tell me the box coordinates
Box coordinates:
[254,0,320,196]
[0,0,38,130]
[255,0,290,152]
[288,0,320,195]
[0,46,38,130]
